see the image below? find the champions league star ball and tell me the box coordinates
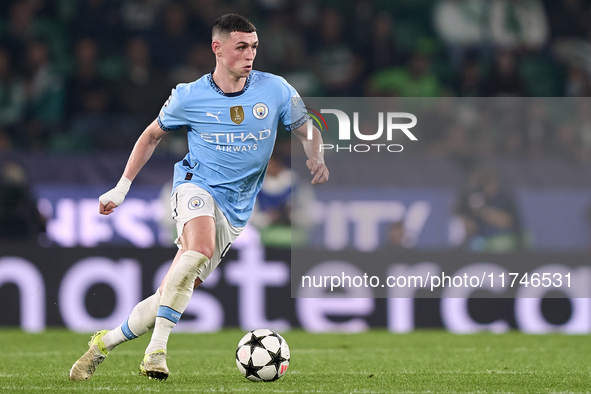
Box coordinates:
[235,329,290,381]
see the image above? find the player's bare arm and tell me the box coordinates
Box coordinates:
[99,119,168,215]
[293,123,329,185]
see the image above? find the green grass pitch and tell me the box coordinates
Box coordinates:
[0,329,590,393]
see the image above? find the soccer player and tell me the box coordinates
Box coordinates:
[69,14,328,381]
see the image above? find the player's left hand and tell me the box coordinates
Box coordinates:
[306,158,329,185]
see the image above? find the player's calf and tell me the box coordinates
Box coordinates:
[101,291,161,351]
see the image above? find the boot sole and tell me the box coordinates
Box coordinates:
[147,370,169,380]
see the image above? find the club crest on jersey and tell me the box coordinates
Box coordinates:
[188,196,205,210]
[230,106,245,125]
[253,103,269,120]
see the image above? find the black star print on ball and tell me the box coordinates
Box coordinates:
[243,333,266,349]
[242,356,264,380]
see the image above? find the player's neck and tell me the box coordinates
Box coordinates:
[212,68,247,94]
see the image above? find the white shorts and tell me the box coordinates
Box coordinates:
[171,183,243,281]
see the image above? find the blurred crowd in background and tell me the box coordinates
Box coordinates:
[1,0,591,154]
[2,0,591,251]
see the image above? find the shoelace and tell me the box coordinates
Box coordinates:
[85,354,105,375]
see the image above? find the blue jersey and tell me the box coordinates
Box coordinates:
[157,70,308,227]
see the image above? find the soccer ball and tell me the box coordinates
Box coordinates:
[235,328,290,381]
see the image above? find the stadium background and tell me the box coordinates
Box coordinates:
[1,0,591,334]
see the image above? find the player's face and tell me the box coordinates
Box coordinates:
[219,31,258,78]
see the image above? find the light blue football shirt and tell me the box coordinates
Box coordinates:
[157,70,308,227]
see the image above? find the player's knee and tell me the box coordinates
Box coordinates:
[188,246,214,260]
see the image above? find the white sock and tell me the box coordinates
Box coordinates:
[145,316,175,355]
[145,251,209,355]
[102,291,161,351]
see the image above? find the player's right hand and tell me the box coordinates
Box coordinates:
[98,177,132,215]
[99,190,122,215]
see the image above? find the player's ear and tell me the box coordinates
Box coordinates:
[212,40,222,56]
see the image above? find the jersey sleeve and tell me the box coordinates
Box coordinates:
[157,84,188,131]
[278,78,310,132]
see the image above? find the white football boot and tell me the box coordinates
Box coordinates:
[69,330,109,380]
[139,350,169,380]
